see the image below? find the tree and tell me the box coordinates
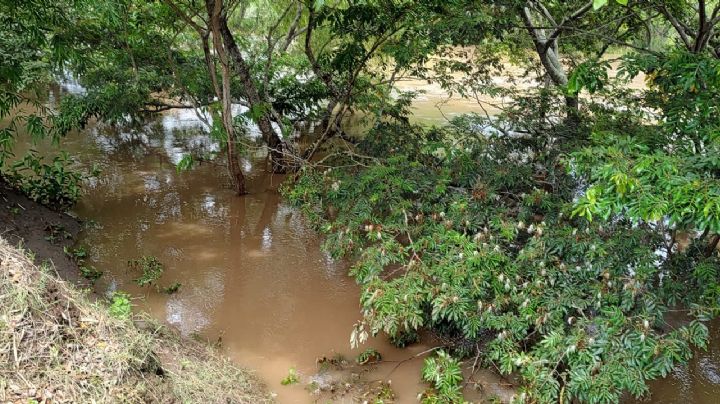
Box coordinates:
[284,2,720,403]
[61,0,469,193]
[653,0,720,56]
[0,0,93,207]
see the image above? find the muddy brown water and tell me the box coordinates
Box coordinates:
[9,81,719,403]
[19,104,504,402]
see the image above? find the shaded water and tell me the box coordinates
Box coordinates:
[10,81,719,403]
[626,322,720,403]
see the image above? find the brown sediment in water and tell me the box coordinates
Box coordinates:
[7,79,718,403]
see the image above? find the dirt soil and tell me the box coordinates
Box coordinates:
[0,179,85,285]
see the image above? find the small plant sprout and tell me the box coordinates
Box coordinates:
[280,367,299,386]
[162,282,182,294]
[108,292,132,319]
[79,265,103,281]
[356,348,382,365]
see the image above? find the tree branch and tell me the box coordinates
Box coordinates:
[304,4,338,96]
[660,4,695,51]
[162,0,206,35]
[543,1,595,54]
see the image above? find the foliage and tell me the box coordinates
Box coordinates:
[574,51,720,232]
[162,282,182,295]
[389,329,419,348]
[3,152,87,209]
[287,100,718,402]
[128,256,164,287]
[280,367,299,385]
[421,350,464,404]
[593,0,628,10]
[4,0,720,402]
[0,0,91,209]
[44,223,73,244]
[79,265,103,281]
[176,154,194,173]
[108,292,132,319]
[64,245,88,261]
[64,244,103,281]
[356,347,382,365]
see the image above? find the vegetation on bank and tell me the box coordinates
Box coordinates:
[0,238,271,404]
[284,33,720,404]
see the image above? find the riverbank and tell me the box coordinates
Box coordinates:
[0,183,272,404]
[0,179,83,284]
[0,236,272,403]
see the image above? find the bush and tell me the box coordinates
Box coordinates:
[4,151,87,209]
[286,113,717,403]
[421,350,464,404]
[109,292,132,319]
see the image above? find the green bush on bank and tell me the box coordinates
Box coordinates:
[285,52,720,403]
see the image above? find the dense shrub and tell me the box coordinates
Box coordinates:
[286,74,719,401]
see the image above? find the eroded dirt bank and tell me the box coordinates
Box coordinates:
[0,179,83,284]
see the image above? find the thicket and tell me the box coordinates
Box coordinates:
[286,49,720,403]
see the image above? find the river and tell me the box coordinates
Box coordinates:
[13,82,720,403]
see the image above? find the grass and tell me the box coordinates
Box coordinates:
[0,237,272,403]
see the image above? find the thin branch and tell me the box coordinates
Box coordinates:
[304,5,338,95]
[543,1,595,54]
[162,0,206,35]
[281,2,304,52]
[660,4,695,50]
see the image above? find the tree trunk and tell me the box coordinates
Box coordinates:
[207,0,246,194]
[564,94,580,132]
[705,234,720,257]
[213,3,286,172]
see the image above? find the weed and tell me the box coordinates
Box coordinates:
[421,351,463,403]
[375,381,395,401]
[356,348,382,365]
[5,151,85,209]
[79,265,103,281]
[305,381,320,393]
[280,367,299,385]
[108,292,132,319]
[44,223,72,244]
[64,245,102,281]
[128,256,164,287]
[64,245,88,261]
[82,219,101,230]
[162,282,182,294]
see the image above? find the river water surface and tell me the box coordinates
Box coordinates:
[19,83,720,403]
